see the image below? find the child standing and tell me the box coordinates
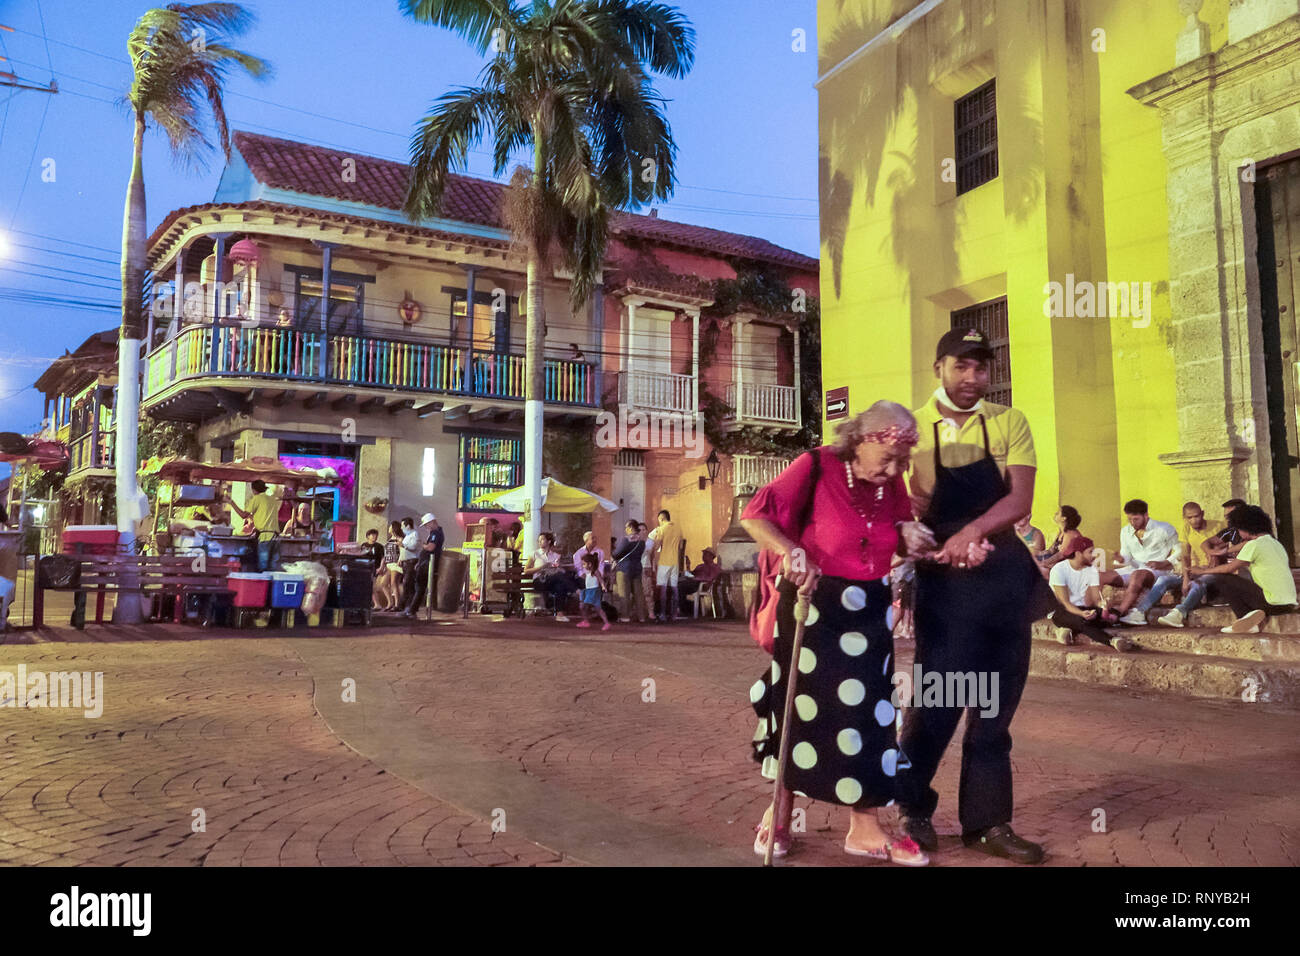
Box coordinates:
[577,552,612,631]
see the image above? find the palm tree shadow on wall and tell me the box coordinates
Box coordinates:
[820,6,1044,337]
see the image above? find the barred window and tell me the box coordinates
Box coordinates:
[951,298,1011,405]
[955,79,998,195]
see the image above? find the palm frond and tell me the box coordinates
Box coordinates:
[588,0,695,78]
[405,85,506,219]
[399,0,522,54]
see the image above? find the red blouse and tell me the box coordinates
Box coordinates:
[742,446,912,580]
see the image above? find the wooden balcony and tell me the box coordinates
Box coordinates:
[617,369,697,415]
[730,453,792,493]
[724,382,800,429]
[67,430,114,476]
[143,325,598,422]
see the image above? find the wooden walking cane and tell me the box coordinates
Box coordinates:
[763,585,813,867]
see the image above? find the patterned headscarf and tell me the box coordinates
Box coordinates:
[858,400,920,447]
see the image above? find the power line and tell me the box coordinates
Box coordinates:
[8,92,52,229]
[5,32,818,207]
[8,239,119,267]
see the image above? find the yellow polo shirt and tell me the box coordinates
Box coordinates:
[1180,518,1224,567]
[908,393,1036,515]
[247,492,281,534]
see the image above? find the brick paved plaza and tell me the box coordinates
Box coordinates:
[1,616,1296,867]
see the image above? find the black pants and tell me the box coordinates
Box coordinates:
[400,559,417,606]
[405,558,436,614]
[897,595,1033,835]
[1048,606,1112,645]
[1201,573,1294,618]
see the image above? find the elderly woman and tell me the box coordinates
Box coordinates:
[742,400,931,865]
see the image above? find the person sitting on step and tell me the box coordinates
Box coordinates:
[1046,537,1135,650]
[1131,500,1222,627]
[1108,499,1179,626]
[1186,505,1298,634]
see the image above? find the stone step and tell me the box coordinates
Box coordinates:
[1029,640,1300,706]
[1030,619,1300,662]
[1184,606,1300,633]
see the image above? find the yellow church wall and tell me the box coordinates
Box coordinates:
[819,0,1245,552]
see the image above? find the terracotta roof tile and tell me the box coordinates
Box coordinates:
[231,131,817,272]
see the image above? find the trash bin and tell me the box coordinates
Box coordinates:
[437,550,468,612]
[326,557,373,609]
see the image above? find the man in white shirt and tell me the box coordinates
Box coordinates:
[1046,536,1130,648]
[572,531,607,586]
[1111,498,1179,625]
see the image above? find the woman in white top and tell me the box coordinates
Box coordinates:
[525,531,575,622]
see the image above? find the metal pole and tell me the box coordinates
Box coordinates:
[209,233,229,373]
[763,588,811,867]
[463,266,476,394]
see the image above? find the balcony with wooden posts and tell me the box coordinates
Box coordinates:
[142,322,597,423]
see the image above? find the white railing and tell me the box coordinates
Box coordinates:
[725,382,798,425]
[619,369,696,414]
[731,454,793,493]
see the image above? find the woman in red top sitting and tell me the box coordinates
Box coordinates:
[743,400,931,866]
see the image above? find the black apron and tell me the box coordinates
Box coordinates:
[918,416,1054,622]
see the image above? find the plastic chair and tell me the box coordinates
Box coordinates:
[689,579,719,619]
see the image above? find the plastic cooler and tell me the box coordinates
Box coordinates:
[228,572,271,608]
[269,572,305,609]
[62,525,119,555]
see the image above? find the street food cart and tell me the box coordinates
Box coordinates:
[150,458,342,561]
[146,459,370,626]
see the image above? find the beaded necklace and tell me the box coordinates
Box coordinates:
[844,460,886,518]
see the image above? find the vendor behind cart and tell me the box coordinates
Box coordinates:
[226,479,283,571]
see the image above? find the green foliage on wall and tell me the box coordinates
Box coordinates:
[699,269,823,456]
[138,414,201,499]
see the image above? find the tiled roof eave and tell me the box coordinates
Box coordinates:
[145,200,515,268]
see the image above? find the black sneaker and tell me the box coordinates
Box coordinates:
[962,824,1044,864]
[900,815,939,852]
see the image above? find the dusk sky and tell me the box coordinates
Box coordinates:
[0,0,820,458]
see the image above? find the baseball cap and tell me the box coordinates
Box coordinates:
[935,327,993,362]
[1062,536,1094,558]
[420,512,436,525]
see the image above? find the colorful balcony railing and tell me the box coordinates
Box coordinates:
[67,430,114,473]
[144,325,596,407]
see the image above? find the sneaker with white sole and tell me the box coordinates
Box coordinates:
[555,613,570,623]
[1119,609,1147,626]
[1221,609,1265,634]
[1157,608,1185,628]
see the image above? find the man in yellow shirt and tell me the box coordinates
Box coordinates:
[1179,501,1224,567]
[646,509,683,624]
[897,327,1054,866]
[228,479,283,571]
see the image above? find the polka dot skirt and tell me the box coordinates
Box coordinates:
[750,575,908,808]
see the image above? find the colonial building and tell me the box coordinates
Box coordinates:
[817,0,1300,556]
[135,131,817,556]
[33,329,119,528]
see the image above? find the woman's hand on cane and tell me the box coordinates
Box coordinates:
[783,546,821,594]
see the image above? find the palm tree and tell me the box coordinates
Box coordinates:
[113,2,267,622]
[401,0,694,555]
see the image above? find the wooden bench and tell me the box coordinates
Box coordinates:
[36,554,232,627]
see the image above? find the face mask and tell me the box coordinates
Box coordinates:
[934,384,983,415]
